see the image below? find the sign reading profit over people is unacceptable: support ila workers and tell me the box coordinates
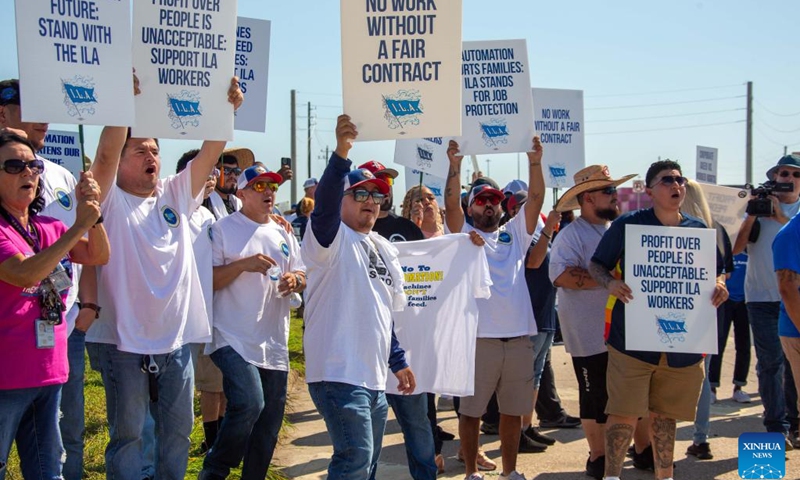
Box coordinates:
[132,0,238,141]
[624,225,718,354]
[341,0,463,141]
[532,88,585,189]
[456,39,535,156]
[15,0,135,126]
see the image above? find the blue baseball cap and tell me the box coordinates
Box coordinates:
[343,168,389,194]
[236,165,283,190]
[468,184,504,206]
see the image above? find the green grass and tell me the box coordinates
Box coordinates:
[6,315,305,480]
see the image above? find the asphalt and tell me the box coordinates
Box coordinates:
[273,338,799,479]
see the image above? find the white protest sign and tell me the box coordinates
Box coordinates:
[132,0,238,140]
[41,130,83,179]
[457,40,534,156]
[700,183,749,244]
[624,225,718,354]
[532,88,585,188]
[696,146,718,184]
[340,0,463,141]
[14,0,135,126]
[395,136,449,179]
[404,167,445,207]
[234,17,270,133]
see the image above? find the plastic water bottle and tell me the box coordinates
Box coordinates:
[288,292,303,308]
[267,265,281,283]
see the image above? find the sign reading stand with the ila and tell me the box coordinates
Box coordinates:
[624,225,718,354]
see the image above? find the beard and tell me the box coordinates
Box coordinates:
[216,184,237,195]
[380,194,393,212]
[472,210,501,230]
[596,206,620,221]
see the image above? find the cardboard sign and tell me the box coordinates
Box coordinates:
[395,136,449,179]
[41,130,83,179]
[132,0,238,140]
[699,183,749,244]
[696,146,718,184]
[457,40,535,156]
[532,88,585,188]
[624,225,718,354]
[14,0,135,126]
[340,0,463,141]
[234,17,270,133]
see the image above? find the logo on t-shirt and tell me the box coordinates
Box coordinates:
[207,226,213,241]
[498,231,513,245]
[389,233,407,243]
[55,189,73,210]
[161,206,180,228]
[280,241,290,259]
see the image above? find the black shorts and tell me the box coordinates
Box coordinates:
[571,352,609,424]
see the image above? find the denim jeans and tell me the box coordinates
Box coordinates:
[747,302,790,433]
[0,384,64,480]
[385,393,436,480]
[86,342,194,480]
[531,331,555,389]
[60,328,87,480]
[709,299,751,387]
[308,381,388,480]
[200,346,288,480]
[693,356,712,444]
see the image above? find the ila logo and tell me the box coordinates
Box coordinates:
[167,90,203,134]
[498,231,513,245]
[55,189,73,210]
[382,90,423,133]
[480,120,509,150]
[161,206,180,228]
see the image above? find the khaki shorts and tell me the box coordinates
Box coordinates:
[459,337,535,418]
[195,350,223,393]
[605,345,704,421]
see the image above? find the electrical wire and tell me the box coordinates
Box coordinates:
[586,96,745,111]
[755,99,800,117]
[590,108,745,123]
[586,84,744,98]
[587,120,744,136]
[754,115,800,134]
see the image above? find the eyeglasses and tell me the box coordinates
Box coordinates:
[651,175,686,188]
[347,189,386,203]
[473,196,501,207]
[0,158,44,175]
[589,186,617,195]
[377,174,394,187]
[223,167,242,176]
[779,170,800,179]
[249,181,279,193]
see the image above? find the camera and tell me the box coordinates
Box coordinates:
[745,180,794,216]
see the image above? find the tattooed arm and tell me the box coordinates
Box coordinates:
[553,266,599,290]
[522,136,545,235]
[444,140,465,233]
[777,268,800,331]
[589,260,633,303]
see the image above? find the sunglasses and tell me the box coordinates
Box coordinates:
[779,170,800,179]
[223,167,242,176]
[589,186,617,195]
[249,181,279,193]
[652,175,686,188]
[1,158,44,175]
[473,196,501,207]
[347,189,386,203]
[377,174,394,187]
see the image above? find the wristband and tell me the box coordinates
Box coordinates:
[77,302,101,319]
[541,231,552,240]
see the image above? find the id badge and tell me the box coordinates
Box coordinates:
[48,263,72,293]
[35,319,56,349]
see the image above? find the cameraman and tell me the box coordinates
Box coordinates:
[734,154,800,447]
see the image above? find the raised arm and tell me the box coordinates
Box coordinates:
[444,140,464,233]
[523,137,545,235]
[90,126,127,203]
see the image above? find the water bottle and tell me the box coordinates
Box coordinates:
[288,292,303,308]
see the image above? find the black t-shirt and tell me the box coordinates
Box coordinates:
[373,212,425,242]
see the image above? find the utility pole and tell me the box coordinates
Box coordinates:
[785,146,789,156]
[486,159,491,177]
[319,146,330,163]
[746,81,753,185]
[290,90,297,205]
[307,102,312,181]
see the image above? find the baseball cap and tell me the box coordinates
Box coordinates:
[471,176,500,190]
[0,79,20,106]
[468,184,504,206]
[358,160,399,179]
[303,177,318,189]
[503,179,528,195]
[507,191,528,212]
[344,168,390,195]
[236,165,283,190]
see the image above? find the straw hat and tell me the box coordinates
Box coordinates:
[555,165,636,212]
[221,147,255,170]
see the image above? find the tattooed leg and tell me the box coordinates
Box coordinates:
[604,416,637,477]
[650,413,676,479]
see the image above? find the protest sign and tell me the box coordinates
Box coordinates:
[234,17,270,132]
[41,130,83,179]
[457,40,534,156]
[624,225,718,354]
[14,0,134,126]
[395,136,449,179]
[532,88,585,188]
[700,183,749,244]
[132,0,238,140]
[404,166,445,206]
[696,146,718,184]
[340,0,463,141]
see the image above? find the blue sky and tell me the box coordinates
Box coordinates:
[4,0,799,209]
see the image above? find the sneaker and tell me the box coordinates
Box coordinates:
[585,455,605,479]
[465,474,484,480]
[632,445,654,471]
[732,389,752,403]
[686,442,713,460]
[524,425,556,445]
[518,431,548,453]
[539,415,581,429]
[480,422,499,435]
[499,471,527,480]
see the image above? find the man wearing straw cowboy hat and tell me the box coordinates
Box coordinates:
[549,165,635,479]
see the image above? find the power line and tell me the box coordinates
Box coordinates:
[755,99,800,117]
[590,108,745,123]
[753,126,794,147]
[298,91,342,98]
[587,120,744,136]
[586,96,745,111]
[754,115,800,134]
[587,84,744,98]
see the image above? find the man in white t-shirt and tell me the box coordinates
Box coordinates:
[198,165,306,480]
[302,114,416,480]
[548,165,635,479]
[443,137,545,480]
[84,79,243,480]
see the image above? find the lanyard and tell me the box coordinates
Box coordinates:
[0,208,41,253]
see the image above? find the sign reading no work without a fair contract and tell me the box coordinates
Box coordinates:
[234,17,270,133]
[456,39,535,156]
[15,0,135,126]
[132,0,238,141]
[624,225,718,355]
[341,0,463,141]
[532,88,585,189]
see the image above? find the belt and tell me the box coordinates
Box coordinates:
[498,335,526,343]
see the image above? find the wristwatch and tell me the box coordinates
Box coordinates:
[77,302,101,319]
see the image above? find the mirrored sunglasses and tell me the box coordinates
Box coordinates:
[653,175,686,188]
[249,181,279,193]
[223,167,242,176]
[473,196,501,207]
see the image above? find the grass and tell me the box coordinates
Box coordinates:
[6,315,305,480]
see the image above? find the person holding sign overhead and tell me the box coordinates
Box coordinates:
[588,160,728,480]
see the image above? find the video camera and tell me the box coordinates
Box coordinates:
[745,180,794,216]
